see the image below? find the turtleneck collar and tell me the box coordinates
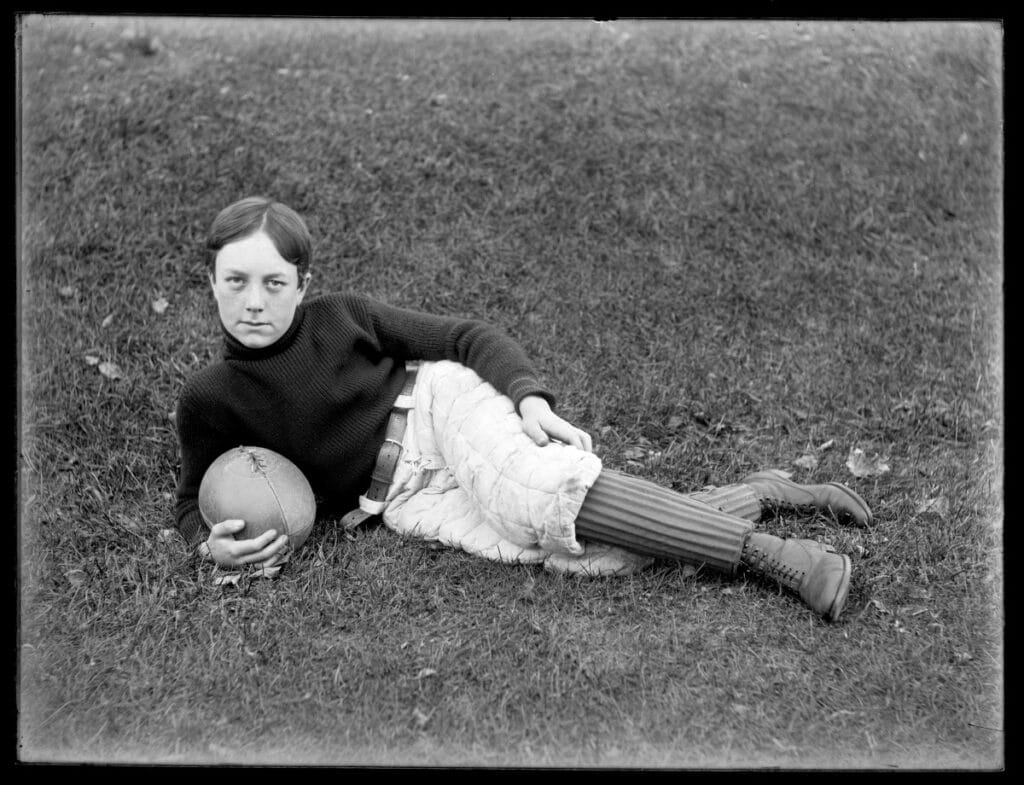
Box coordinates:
[222,305,307,361]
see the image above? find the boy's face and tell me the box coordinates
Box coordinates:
[210,231,310,349]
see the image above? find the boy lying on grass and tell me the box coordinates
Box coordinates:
[174,197,873,621]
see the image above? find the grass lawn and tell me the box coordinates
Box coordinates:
[17,17,1003,769]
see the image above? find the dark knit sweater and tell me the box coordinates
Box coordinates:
[174,292,556,548]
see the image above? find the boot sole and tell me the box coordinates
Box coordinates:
[826,554,852,622]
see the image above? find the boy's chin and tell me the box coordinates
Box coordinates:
[231,330,280,349]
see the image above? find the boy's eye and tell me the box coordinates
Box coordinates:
[267,280,286,289]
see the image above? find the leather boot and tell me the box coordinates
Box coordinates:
[741,532,851,621]
[742,469,873,526]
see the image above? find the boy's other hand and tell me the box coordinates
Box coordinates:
[518,394,594,452]
[199,518,290,568]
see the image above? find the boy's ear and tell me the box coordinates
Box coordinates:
[297,272,312,297]
[208,270,217,291]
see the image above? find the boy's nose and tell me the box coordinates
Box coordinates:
[244,288,265,311]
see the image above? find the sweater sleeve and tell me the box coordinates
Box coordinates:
[173,391,240,549]
[348,294,557,412]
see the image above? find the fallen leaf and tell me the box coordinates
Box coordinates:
[868,598,891,614]
[213,572,242,587]
[114,513,142,533]
[915,496,949,518]
[151,297,169,314]
[101,314,114,328]
[158,528,177,542]
[429,93,448,106]
[412,707,432,729]
[845,447,890,478]
[794,453,818,470]
[958,132,969,146]
[252,555,288,579]
[415,668,438,679]
[818,439,835,452]
[681,563,699,579]
[59,286,77,298]
[84,355,100,366]
[65,569,88,586]
[516,574,537,602]
[98,361,123,380]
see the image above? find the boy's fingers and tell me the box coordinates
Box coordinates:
[252,528,279,547]
[224,528,277,559]
[259,541,292,568]
[524,420,549,446]
[578,430,593,452]
[549,419,583,449]
[211,518,246,535]
[238,535,288,565]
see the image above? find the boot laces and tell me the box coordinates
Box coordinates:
[765,495,814,512]
[744,543,805,584]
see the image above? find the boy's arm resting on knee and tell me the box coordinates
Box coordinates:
[518,394,594,452]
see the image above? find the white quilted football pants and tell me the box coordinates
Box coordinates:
[382,361,759,576]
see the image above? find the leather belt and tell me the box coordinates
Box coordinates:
[340,362,418,530]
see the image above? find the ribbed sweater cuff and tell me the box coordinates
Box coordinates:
[508,376,556,413]
[176,506,208,550]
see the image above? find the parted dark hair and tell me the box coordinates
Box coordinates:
[206,196,312,280]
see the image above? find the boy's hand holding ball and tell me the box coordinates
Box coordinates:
[199,519,290,568]
[197,446,316,568]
